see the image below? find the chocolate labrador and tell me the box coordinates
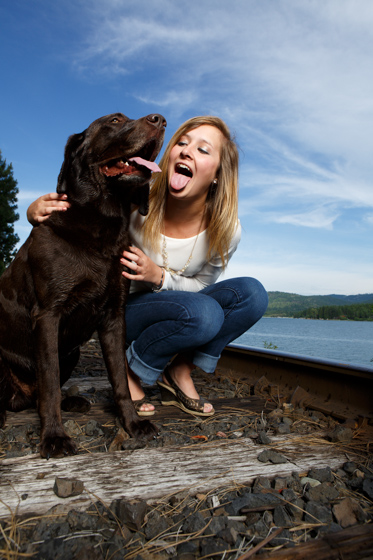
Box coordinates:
[0,112,166,458]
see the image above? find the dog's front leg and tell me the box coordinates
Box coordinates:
[98,319,158,440]
[34,313,77,458]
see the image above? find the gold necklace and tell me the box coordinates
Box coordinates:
[162,213,205,276]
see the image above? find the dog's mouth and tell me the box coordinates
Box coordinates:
[99,156,161,178]
[99,140,162,178]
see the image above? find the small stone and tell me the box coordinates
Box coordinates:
[66,385,80,397]
[85,420,104,436]
[253,477,271,492]
[253,376,270,395]
[53,477,84,498]
[301,477,321,488]
[257,431,272,444]
[277,423,291,435]
[257,449,288,464]
[200,537,229,555]
[308,467,333,483]
[218,526,237,545]
[63,420,82,436]
[329,425,353,443]
[333,497,368,528]
[109,427,130,451]
[305,501,332,524]
[183,511,206,534]
[273,477,288,492]
[112,498,148,531]
[343,461,357,474]
[273,505,293,528]
[145,510,169,540]
[363,478,373,500]
[61,395,91,413]
[305,482,339,504]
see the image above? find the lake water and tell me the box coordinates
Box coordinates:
[235,318,373,369]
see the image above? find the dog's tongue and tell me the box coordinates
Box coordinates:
[129,157,161,173]
[170,172,190,190]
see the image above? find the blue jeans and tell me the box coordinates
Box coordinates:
[125,277,268,385]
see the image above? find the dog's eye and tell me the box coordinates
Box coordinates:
[111,117,120,123]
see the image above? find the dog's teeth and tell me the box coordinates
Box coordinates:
[125,161,129,166]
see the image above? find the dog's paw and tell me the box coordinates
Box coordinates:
[40,435,78,459]
[128,419,159,440]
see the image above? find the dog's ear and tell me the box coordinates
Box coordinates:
[131,184,150,216]
[57,132,86,195]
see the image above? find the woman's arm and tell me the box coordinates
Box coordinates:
[122,221,242,293]
[27,193,70,226]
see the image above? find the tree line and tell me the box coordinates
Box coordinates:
[294,303,373,321]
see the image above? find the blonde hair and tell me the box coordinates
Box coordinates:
[142,116,239,268]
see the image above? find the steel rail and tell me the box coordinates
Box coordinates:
[219,344,373,421]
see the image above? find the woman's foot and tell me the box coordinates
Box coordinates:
[127,369,155,415]
[160,358,214,415]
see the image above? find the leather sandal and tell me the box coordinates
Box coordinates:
[157,368,215,417]
[133,397,155,417]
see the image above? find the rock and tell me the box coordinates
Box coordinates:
[200,536,229,555]
[85,420,104,436]
[67,509,96,531]
[53,477,84,498]
[144,510,169,540]
[257,431,272,444]
[273,477,288,491]
[61,395,91,413]
[111,498,148,531]
[328,425,353,443]
[257,449,288,464]
[182,511,206,534]
[274,505,293,528]
[308,466,334,483]
[63,420,82,437]
[333,497,368,528]
[290,386,311,408]
[363,478,373,500]
[218,526,237,545]
[305,482,340,504]
[253,477,271,492]
[305,501,333,524]
[253,376,270,395]
[301,476,321,488]
[66,385,80,397]
[343,461,357,474]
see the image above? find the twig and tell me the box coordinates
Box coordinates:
[236,527,283,560]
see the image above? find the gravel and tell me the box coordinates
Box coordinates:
[0,339,372,559]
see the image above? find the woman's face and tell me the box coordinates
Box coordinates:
[167,125,223,202]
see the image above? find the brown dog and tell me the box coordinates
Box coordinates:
[0,112,166,458]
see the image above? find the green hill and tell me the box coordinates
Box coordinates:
[265,292,373,317]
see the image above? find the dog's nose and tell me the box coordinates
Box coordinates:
[146,114,167,129]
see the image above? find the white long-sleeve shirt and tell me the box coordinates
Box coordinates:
[129,212,241,293]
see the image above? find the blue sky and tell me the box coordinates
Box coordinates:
[1,0,372,295]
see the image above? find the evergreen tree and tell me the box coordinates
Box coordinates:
[0,150,19,274]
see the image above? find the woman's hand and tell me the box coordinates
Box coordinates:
[27,193,71,226]
[121,246,164,287]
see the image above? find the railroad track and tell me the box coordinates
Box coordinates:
[0,341,372,559]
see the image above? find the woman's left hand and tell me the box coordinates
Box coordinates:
[121,246,164,287]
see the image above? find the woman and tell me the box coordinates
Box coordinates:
[27,116,268,417]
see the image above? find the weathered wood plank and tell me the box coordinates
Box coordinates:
[257,523,373,560]
[0,433,346,519]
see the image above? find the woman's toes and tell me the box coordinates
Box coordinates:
[139,402,155,412]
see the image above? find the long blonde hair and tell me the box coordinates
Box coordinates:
[142,116,239,268]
